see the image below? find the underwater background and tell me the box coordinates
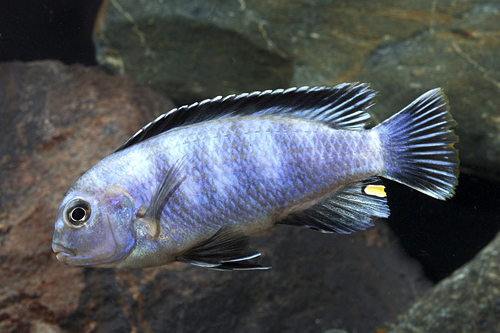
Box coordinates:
[1,0,499,332]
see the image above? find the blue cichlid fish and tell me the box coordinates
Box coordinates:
[52,83,459,270]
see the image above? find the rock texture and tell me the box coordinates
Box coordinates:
[384,230,500,332]
[0,61,432,332]
[60,225,433,333]
[0,60,174,332]
[94,0,500,179]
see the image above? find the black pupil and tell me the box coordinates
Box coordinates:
[71,207,86,221]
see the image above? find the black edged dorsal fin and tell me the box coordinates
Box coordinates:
[278,177,390,234]
[176,227,270,271]
[115,83,376,152]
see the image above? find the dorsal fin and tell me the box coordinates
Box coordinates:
[115,83,376,152]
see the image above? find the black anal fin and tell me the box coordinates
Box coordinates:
[141,157,187,240]
[279,177,390,234]
[177,227,270,271]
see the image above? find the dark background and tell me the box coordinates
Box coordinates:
[1,0,499,282]
[0,1,101,65]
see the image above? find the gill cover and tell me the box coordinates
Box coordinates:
[53,188,136,266]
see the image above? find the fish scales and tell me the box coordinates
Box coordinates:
[52,83,459,270]
[98,118,383,268]
[164,117,383,229]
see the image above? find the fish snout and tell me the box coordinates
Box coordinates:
[52,243,76,262]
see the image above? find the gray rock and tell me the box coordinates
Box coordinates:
[93,0,294,101]
[353,26,500,180]
[94,0,500,178]
[94,0,447,101]
[384,230,500,332]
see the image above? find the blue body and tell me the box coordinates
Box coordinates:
[52,84,458,270]
[68,117,382,267]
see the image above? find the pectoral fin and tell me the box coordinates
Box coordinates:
[177,227,270,270]
[144,158,187,240]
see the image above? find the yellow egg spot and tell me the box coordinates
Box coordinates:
[364,185,386,197]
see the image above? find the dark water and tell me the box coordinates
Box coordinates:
[0,0,101,65]
[387,173,500,282]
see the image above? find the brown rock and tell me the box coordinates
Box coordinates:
[0,60,174,332]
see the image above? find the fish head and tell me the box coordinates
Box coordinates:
[52,183,136,267]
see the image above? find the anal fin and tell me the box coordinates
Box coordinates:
[177,227,270,271]
[279,177,390,234]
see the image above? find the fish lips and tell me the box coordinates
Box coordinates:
[52,243,76,262]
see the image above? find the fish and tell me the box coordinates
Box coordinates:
[52,83,459,270]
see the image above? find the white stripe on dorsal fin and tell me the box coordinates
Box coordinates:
[115,83,377,152]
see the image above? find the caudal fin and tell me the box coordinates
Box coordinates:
[375,88,459,200]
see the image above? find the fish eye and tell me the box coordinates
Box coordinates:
[65,198,91,227]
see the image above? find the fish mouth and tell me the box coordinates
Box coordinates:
[52,243,76,262]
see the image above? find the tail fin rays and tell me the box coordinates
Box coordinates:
[376,88,459,200]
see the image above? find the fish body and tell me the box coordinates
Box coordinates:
[52,83,459,270]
